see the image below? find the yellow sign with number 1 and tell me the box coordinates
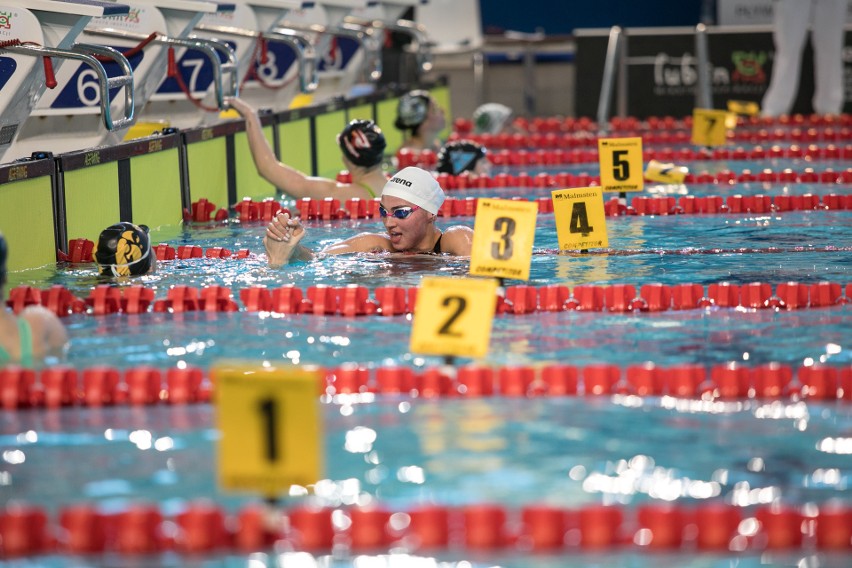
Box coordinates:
[410,276,498,358]
[552,187,609,250]
[598,137,643,193]
[214,364,322,497]
[470,198,538,281]
[692,108,731,146]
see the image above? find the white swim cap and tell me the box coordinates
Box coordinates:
[473,103,512,134]
[381,166,445,214]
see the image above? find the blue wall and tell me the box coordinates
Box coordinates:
[480,0,711,35]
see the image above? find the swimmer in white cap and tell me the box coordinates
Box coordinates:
[264,166,473,267]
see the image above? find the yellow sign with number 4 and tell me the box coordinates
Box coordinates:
[410,276,498,359]
[214,364,322,497]
[470,198,538,281]
[552,187,608,250]
[598,137,643,192]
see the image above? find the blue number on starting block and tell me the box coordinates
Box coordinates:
[50,46,144,109]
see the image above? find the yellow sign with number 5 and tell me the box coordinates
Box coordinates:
[692,108,731,146]
[214,364,322,497]
[598,137,643,192]
[410,276,499,358]
[470,198,538,281]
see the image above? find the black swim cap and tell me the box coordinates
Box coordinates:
[436,140,487,176]
[95,222,152,277]
[0,231,7,289]
[338,119,386,168]
[394,90,432,131]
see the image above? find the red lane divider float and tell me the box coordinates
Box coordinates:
[399,141,852,168]
[452,112,852,142]
[1,499,850,558]
[6,281,851,318]
[1,362,850,410]
[179,190,849,225]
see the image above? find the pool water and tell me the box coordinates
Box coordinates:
[1,156,850,567]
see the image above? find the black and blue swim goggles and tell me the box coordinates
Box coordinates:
[378,204,421,219]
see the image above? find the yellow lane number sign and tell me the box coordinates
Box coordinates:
[470,198,538,281]
[552,187,608,250]
[214,364,322,496]
[410,276,498,359]
[598,137,643,193]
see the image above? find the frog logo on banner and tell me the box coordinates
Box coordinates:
[213,364,322,497]
[552,187,608,250]
[410,276,498,359]
[598,137,643,193]
[692,108,732,147]
[470,198,538,281]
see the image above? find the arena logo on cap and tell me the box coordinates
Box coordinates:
[389,176,413,187]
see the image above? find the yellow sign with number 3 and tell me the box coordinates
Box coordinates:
[470,198,538,281]
[598,137,644,192]
[692,108,731,146]
[410,276,498,358]
[214,364,322,497]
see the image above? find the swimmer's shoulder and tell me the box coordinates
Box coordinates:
[321,232,392,256]
[440,225,474,256]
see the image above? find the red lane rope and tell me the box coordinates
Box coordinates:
[6,281,850,319]
[230,192,848,221]
[0,497,850,557]
[1,361,850,409]
[92,32,158,63]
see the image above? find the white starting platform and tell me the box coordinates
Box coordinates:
[0,0,134,162]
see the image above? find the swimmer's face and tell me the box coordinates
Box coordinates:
[380,195,433,252]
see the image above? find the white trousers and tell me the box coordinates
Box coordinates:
[761,0,847,116]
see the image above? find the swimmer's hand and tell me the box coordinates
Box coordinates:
[264,212,307,268]
[224,96,253,117]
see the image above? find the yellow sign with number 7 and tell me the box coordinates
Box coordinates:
[692,108,731,146]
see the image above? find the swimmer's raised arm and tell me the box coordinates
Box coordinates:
[226,97,384,201]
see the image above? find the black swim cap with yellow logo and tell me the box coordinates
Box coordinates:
[95,222,152,277]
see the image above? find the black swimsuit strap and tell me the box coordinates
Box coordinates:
[432,232,443,254]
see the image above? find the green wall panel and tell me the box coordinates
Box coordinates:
[278,118,312,182]
[315,110,347,179]
[347,103,374,123]
[0,176,56,272]
[376,97,402,156]
[64,164,120,243]
[187,138,229,209]
[130,149,184,230]
[235,127,276,201]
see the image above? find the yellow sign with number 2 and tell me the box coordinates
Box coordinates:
[410,276,498,359]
